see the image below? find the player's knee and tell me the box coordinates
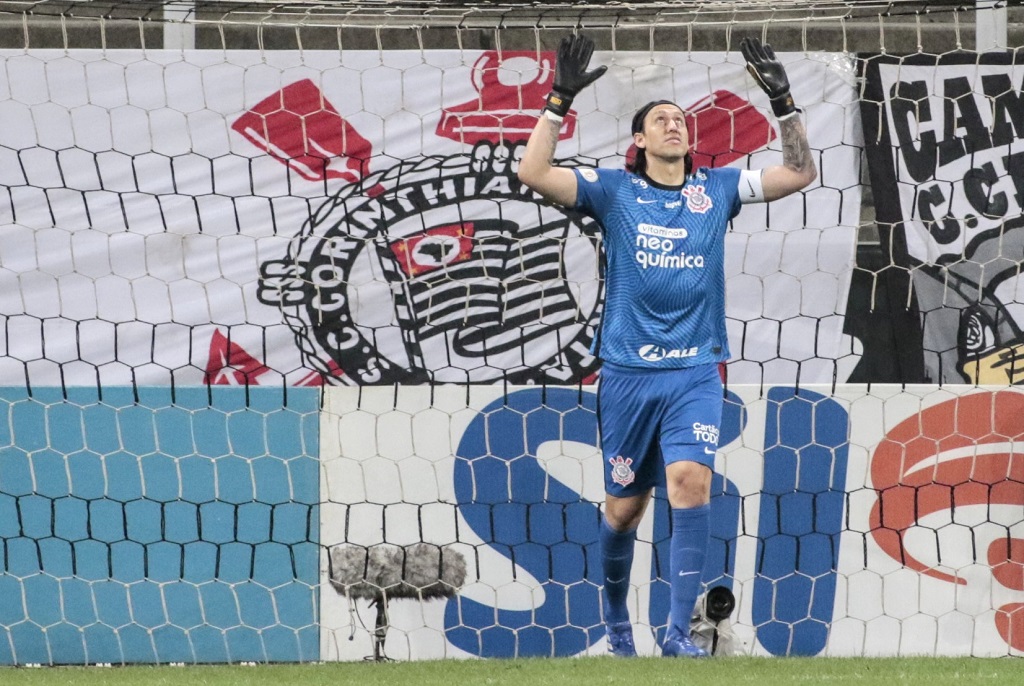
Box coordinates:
[665,461,712,507]
[604,492,650,531]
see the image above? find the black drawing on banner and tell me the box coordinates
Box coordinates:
[256,143,603,385]
[861,53,1024,384]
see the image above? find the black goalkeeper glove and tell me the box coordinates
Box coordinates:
[544,33,607,119]
[740,36,797,119]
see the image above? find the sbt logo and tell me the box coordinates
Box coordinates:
[635,225,704,270]
[638,344,698,362]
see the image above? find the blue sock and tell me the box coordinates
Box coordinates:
[599,517,636,625]
[668,504,710,636]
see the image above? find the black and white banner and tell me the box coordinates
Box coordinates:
[862,52,1024,384]
[0,49,862,386]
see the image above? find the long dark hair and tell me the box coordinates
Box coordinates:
[627,99,693,178]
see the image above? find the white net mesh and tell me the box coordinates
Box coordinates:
[0,0,1022,665]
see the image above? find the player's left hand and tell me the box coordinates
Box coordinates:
[740,36,796,118]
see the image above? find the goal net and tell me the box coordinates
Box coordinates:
[0,0,1021,664]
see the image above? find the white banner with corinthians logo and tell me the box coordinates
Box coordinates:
[0,49,862,387]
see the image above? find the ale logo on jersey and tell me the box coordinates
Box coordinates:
[638,344,698,362]
[242,69,602,384]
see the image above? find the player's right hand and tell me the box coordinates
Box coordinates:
[544,33,607,118]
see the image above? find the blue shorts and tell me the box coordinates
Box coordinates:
[597,361,723,497]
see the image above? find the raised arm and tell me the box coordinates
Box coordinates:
[519,108,579,207]
[740,37,817,201]
[517,33,606,207]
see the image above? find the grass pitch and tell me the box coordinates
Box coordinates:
[0,657,1017,686]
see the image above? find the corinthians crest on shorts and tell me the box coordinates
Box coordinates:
[608,456,636,486]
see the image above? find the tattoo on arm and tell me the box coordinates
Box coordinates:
[543,117,560,165]
[779,117,815,175]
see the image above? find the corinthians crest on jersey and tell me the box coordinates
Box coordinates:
[256,141,603,385]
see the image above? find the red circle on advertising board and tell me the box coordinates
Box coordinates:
[869,391,1024,585]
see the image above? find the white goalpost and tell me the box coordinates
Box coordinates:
[0,0,1022,665]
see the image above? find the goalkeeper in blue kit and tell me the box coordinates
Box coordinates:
[518,34,817,658]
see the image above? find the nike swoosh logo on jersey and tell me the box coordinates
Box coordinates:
[636,198,657,204]
[704,447,716,454]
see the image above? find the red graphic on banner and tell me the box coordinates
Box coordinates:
[204,329,270,385]
[437,51,573,145]
[989,538,1024,650]
[869,391,1024,584]
[389,223,476,277]
[625,90,776,170]
[232,79,374,183]
[869,391,1024,649]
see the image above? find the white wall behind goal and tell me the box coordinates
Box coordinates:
[320,384,1024,660]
